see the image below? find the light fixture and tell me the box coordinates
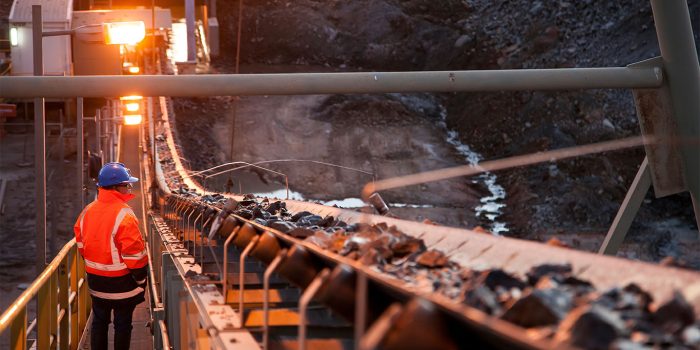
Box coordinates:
[123,114,143,125]
[125,102,140,112]
[103,21,146,45]
[10,27,18,47]
[119,95,143,101]
[127,66,140,74]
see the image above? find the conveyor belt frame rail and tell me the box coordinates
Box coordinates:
[158,193,563,350]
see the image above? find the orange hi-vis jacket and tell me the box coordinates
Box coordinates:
[74,189,148,301]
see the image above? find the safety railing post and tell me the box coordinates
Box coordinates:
[10,307,27,350]
[221,226,241,301]
[37,281,51,349]
[58,258,69,349]
[238,236,260,321]
[77,254,89,337]
[263,251,287,350]
[50,272,57,349]
[69,248,79,348]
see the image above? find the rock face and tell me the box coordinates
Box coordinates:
[200,0,700,267]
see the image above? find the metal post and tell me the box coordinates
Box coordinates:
[185,0,196,62]
[77,98,84,211]
[221,226,241,300]
[650,0,700,229]
[238,236,259,321]
[33,4,46,274]
[299,269,330,350]
[599,157,652,255]
[263,251,286,350]
[354,271,368,348]
[95,109,102,165]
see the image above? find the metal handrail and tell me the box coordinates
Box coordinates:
[0,238,91,350]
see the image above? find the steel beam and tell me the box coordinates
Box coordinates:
[77,98,84,212]
[32,5,46,275]
[599,157,652,255]
[0,67,662,98]
[185,0,196,62]
[650,0,700,230]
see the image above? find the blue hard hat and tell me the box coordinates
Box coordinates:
[97,162,139,187]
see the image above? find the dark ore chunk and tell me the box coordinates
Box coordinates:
[265,201,285,214]
[345,223,372,232]
[268,221,297,233]
[479,269,527,291]
[291,211,313,222]
[526,263,573,285]
[252,207,268,219]
[622,283,653,311]
[652,291,695,334]
[288,227,316,239]
[501,288,573,328]
[463,286,502,315]
[555,305,625,350]
[236,209,254,219]
[317,215,335,228]
[297,215,323,226]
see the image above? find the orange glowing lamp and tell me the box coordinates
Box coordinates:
[125,102,140,112]
[123,115,143,125]
[103,21,146,45]
[120,95,143,101]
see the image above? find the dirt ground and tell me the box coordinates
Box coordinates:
[0,127,79,311]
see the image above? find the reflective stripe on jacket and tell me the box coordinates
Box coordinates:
[74,188,148,300]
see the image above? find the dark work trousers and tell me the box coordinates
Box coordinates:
[90,299,137,350]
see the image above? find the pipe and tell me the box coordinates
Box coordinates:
[1,67,662,98]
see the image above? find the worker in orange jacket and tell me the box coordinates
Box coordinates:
[74,162,148,350]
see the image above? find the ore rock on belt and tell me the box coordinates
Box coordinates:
[265,200,285,214]
[359,248,384,265]
[235,208,254,219]
[463,285,502,315]
[526,263,573,285]
[316,215,336,228]
[305,230,347,253]
[268,220,297,233]
[296,214,323,226]
[554,304,626,350]
[291,211,314,221]
[652,291,695,335]
[416,250,449,268]
[501,288,574,327]
[476,269,527,291]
